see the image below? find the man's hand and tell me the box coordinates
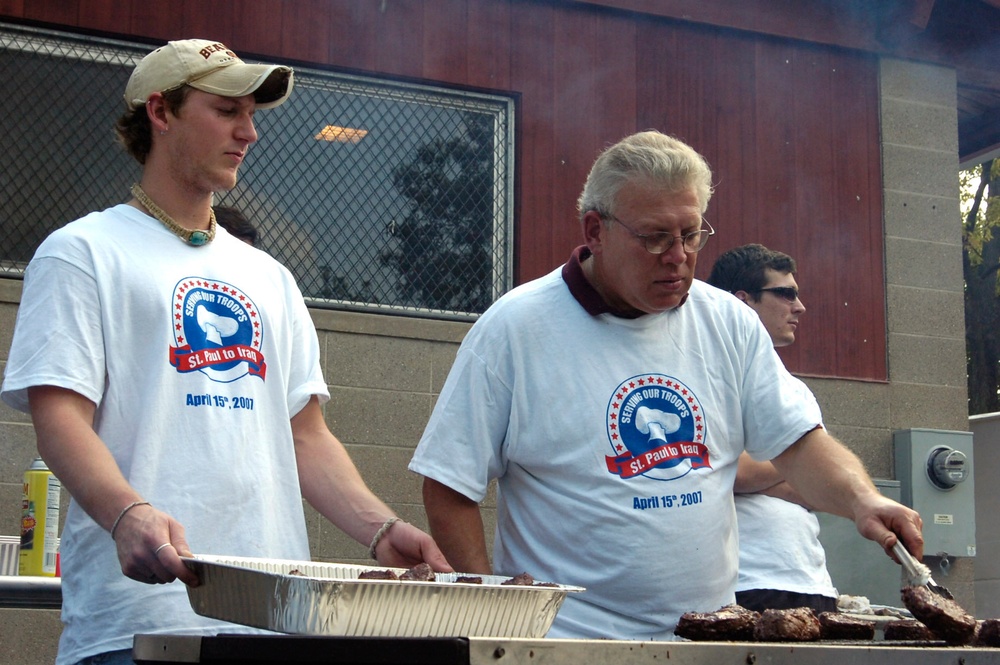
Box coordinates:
[852,491,925,561]
[372,520,454,572]
[112,502,200,586]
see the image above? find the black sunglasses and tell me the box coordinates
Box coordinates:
[753,286,799,302]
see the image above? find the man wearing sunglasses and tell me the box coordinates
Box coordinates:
[410,131,923,640]
[708,244,838,614]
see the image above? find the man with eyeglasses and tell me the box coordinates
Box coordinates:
[409,130,923,640]
[708,244,838,614]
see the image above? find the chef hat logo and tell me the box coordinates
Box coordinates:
[168,278,267,383]
[604,374,712,481]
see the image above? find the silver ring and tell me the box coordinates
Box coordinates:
[154,542,173,556]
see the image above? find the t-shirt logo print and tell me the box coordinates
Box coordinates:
[168,277,267,383]
[605,374,710,481]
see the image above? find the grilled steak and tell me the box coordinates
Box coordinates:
[754,607,821,642]
[358,568,399,580]
[400,562,435,581]
[454,575,484,584]
[502,572,535,586]
[901,585,976,645]
[675,604,759,641]
[884,618,937,641]
[975,618,1000,647]
[818,611,876,640]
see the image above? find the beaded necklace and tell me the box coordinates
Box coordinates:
[131,183,216,246]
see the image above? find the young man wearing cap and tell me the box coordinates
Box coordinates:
[1,40,450,665]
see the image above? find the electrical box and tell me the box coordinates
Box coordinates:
[817,479,903,606]
[893,428,976,558]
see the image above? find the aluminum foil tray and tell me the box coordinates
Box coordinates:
[181,554,583,638]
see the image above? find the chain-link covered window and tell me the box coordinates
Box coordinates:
[0,23,514,320]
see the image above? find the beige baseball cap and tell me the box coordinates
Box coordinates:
[124,39,294,110]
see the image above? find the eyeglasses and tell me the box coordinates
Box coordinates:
[604,214,715,254]
[753,286,800,302]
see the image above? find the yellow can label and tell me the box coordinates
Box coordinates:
[19,469,60,576]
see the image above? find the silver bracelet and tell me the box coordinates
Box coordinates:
[110,500,150,540]
[368,517,400,560]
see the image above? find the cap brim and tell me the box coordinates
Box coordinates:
[188,65,294,109]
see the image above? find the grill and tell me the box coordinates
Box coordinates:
[133,634,1000,664]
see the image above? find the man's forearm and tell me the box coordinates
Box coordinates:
[772,427,924,558]
[292,397,395,546]
[758,481,814,509]
[734,451,784,494]
[28,385,141,532]
[770,428,877,519]
[422,478,492,574]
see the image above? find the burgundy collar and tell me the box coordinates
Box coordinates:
[561,245,687,318]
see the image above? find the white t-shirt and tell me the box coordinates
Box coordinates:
[735,494,838,597]
[735,376,837,599]
[409,255,823,640]
[2,205,328,665]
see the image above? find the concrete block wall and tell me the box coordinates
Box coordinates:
[1,279,31,538]
[301,307,478,563]
[0,608,61,664]
[879,57,967,431]
[873,56,972,604]
[1,278,63,665]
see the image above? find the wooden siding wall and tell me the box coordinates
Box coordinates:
[0,0,886,381]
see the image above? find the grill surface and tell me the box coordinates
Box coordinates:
[134,634,1000,665]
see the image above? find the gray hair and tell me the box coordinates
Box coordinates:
[576,131,714,220]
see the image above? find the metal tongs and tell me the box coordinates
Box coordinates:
[892,541,954,600]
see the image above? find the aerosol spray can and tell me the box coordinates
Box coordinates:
[19,457,60,576]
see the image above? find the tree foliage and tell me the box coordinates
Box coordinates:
[381,113,496,313]
[962,158,1000,414]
